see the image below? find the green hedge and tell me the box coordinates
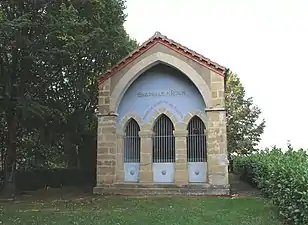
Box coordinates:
[233,148,308,225]
[15,168,96,191]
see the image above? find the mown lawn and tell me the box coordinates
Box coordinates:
[0,196,282,225]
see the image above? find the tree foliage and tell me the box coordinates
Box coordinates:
[0,0,137,194]
[225,71,266,155]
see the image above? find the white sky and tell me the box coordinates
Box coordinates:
[124,0,308,150]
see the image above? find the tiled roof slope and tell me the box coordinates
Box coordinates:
[98,32,226,86]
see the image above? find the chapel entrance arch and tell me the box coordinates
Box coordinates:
[115,57,210,185]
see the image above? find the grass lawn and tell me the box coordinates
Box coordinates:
[0,195,282,225]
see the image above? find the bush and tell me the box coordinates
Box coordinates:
[233,147,308,225]
[15,168,96,191]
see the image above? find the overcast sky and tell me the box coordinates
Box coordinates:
[124,0,308,149]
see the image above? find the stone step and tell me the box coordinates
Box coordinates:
[93,184,230,196]
[112,183,212,189]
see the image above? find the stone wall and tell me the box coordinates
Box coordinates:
[206,71,229,186]
[96,79,117,185]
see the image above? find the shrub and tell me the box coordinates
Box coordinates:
[15,168,96,191]
[233,147,308,225]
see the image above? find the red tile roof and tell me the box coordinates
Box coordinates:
[98,32,226,86]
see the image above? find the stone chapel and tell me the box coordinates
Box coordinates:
[93,32,229,195]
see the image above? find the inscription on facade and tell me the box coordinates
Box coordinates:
[136,89,186,98]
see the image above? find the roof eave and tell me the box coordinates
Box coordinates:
[98,32,227,86]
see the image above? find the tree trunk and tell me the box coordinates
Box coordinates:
[64,131,77,168]
[2,108,17,196]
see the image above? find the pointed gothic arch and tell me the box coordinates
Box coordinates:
[119,113,143,132]
[110,52,212,112]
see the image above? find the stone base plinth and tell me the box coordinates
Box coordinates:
[93,183,230,196]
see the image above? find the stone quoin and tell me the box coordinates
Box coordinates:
[93,32,230,196]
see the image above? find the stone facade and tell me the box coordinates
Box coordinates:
[94,32,229,195]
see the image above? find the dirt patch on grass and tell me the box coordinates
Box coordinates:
[229,173,262,197]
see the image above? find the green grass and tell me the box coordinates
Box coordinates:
[0,196,282,225]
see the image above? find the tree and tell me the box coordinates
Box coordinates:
[225,70,266,155]
[0,0,137,195]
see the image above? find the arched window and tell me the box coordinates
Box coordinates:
[187,116,206,162]
[124,119,140,163]
[152,114,175,163]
